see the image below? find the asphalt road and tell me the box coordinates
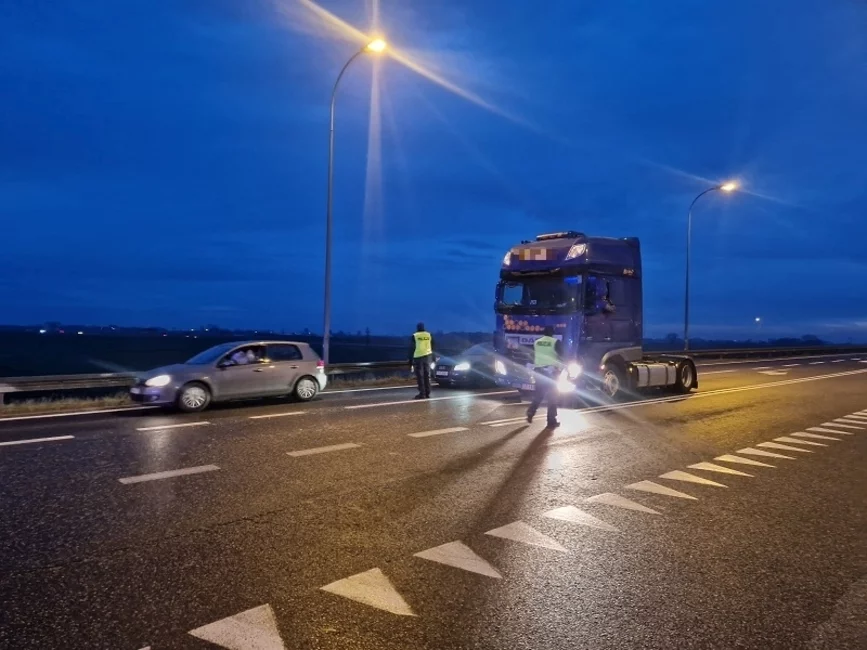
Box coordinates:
[1,354,866,649]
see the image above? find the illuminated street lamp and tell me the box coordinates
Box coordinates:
[683,181,738,351]
[322,38,388,365]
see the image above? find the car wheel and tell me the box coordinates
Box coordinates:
[600,364,625,401]
[177,382,211,413]
[294,376,319,402]
[675,360,697,393]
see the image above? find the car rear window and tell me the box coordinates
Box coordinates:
[268,344,303,362]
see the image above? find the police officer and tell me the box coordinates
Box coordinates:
[526,326,563,427]
[409,322,434,399]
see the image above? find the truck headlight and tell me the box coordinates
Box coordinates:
[454,362,471,371]
[557,370,576,393]
[567,362,582,379]
[495,360,507,375]
[145,374,171,387]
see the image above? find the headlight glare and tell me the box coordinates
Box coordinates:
[567,362,582,379]
[454,362,471,371]
[495,360,507,375]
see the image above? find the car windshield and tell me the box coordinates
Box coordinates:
[496,276,581,313]
[463,343,493,356]
[185,342,238,365]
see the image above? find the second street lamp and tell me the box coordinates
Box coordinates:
[683,181,738,352]
[322,38,387,366]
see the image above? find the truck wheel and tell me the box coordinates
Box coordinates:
[675,361,697,394]
[601,364,625,401]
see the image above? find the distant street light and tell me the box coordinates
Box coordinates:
[322,38,388,366]
[683,181,739,352]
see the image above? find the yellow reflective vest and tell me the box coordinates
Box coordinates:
[533,336,561,368]
[413,331,433,358]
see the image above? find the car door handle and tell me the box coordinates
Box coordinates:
[290,365,299,369]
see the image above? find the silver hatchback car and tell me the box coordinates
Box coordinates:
[130,340,327,412]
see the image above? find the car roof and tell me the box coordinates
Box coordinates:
[230,340,311,347]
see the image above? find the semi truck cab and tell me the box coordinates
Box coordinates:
[493,231,697,400]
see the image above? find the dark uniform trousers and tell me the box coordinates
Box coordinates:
[413,355,433,397]
[527,365,559,423]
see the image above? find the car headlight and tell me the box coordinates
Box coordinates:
[567,362,582,379]
[145,374,172,387]
[454,362,471,372]
[495,360,507,375]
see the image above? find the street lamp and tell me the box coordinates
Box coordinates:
[323,38,388,365]
[683,180,738,351]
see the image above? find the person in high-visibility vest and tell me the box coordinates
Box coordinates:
[409,322,435,399]
[526,326,564,426]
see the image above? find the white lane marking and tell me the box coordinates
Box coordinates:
[754,367,772,370]
[835,418,867,426]
[414,541,502,579]
[249,411,307,420]
[782,364,801,368]
[809,361,825,365]
[320,568,415,616]
[542,506,618,532]
[482,416,527,425]
[737,447,795,460]
[840,414,867,422]
[700,369,737,375]
[791,432,841,441]
[489,418,530,428]
[697,353,863,367]
[809,427,855,436]
[119,464,219,484]
[688,462,752,477]
[625,480,697,500]
[758,370,789,376]
[585,492,660,514]
[832,359,845,363]
[715,454,775,468]
[0,405,158,423]
[820,422,864,430]
[327,385,415,395]
[407,426,468,439]
[188,604,286,650]
[0,435,74,447]
[757,441,813,454]
[775,436,827,447]
[136,421,210,432]
[659,470,727,488]
[485,521,567,552]
[287,443,360,457]
[344,390,514,410]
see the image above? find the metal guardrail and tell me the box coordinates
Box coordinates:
[1,346,866,403]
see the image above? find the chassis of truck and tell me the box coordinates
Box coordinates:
[492,231,697,401]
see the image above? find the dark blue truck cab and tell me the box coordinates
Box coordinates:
[493,231,697,400]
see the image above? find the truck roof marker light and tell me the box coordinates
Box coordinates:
[565,243,587,260]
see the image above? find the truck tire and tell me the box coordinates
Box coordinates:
[675,360,697,394]
[600,364,625,401]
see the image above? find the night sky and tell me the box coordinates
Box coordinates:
[2,1,865,340]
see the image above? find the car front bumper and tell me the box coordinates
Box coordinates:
[129,385,178,405]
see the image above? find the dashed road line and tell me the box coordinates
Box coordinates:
[585,492,661,514]
[485,521,567,551]
[625,480,697,500]
[287,442,360,457]
[659,470,727,488]
[414,541,502,579]
[809,361,825,365]
[321,568,416,617]
[715,454,775,468]
[821,421,864,430]
[136,421,210,432]
[344,390,514,410]
[188,604,287,649]
[407,426,468,438]
[0,435,74,447]
[542,506,619,532]
[791,432,840,441]
[0,405,158,423]
[736,447,796,460]
[248,411,307,420]
[835,418,867,426]
[756,441,813,454]
[775,436,827,447]
[700,369,737,375]
[832,359,845,363]
[809,427,855,436]
[688,462,753,477]
[118,464,219,485]
[782,363,801,368]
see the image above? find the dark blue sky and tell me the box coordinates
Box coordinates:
[2,1,865,340]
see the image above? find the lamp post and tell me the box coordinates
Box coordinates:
[683,181,738,352]
[323,38,387,365]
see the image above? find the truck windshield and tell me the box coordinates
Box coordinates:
[496,276,581,314]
